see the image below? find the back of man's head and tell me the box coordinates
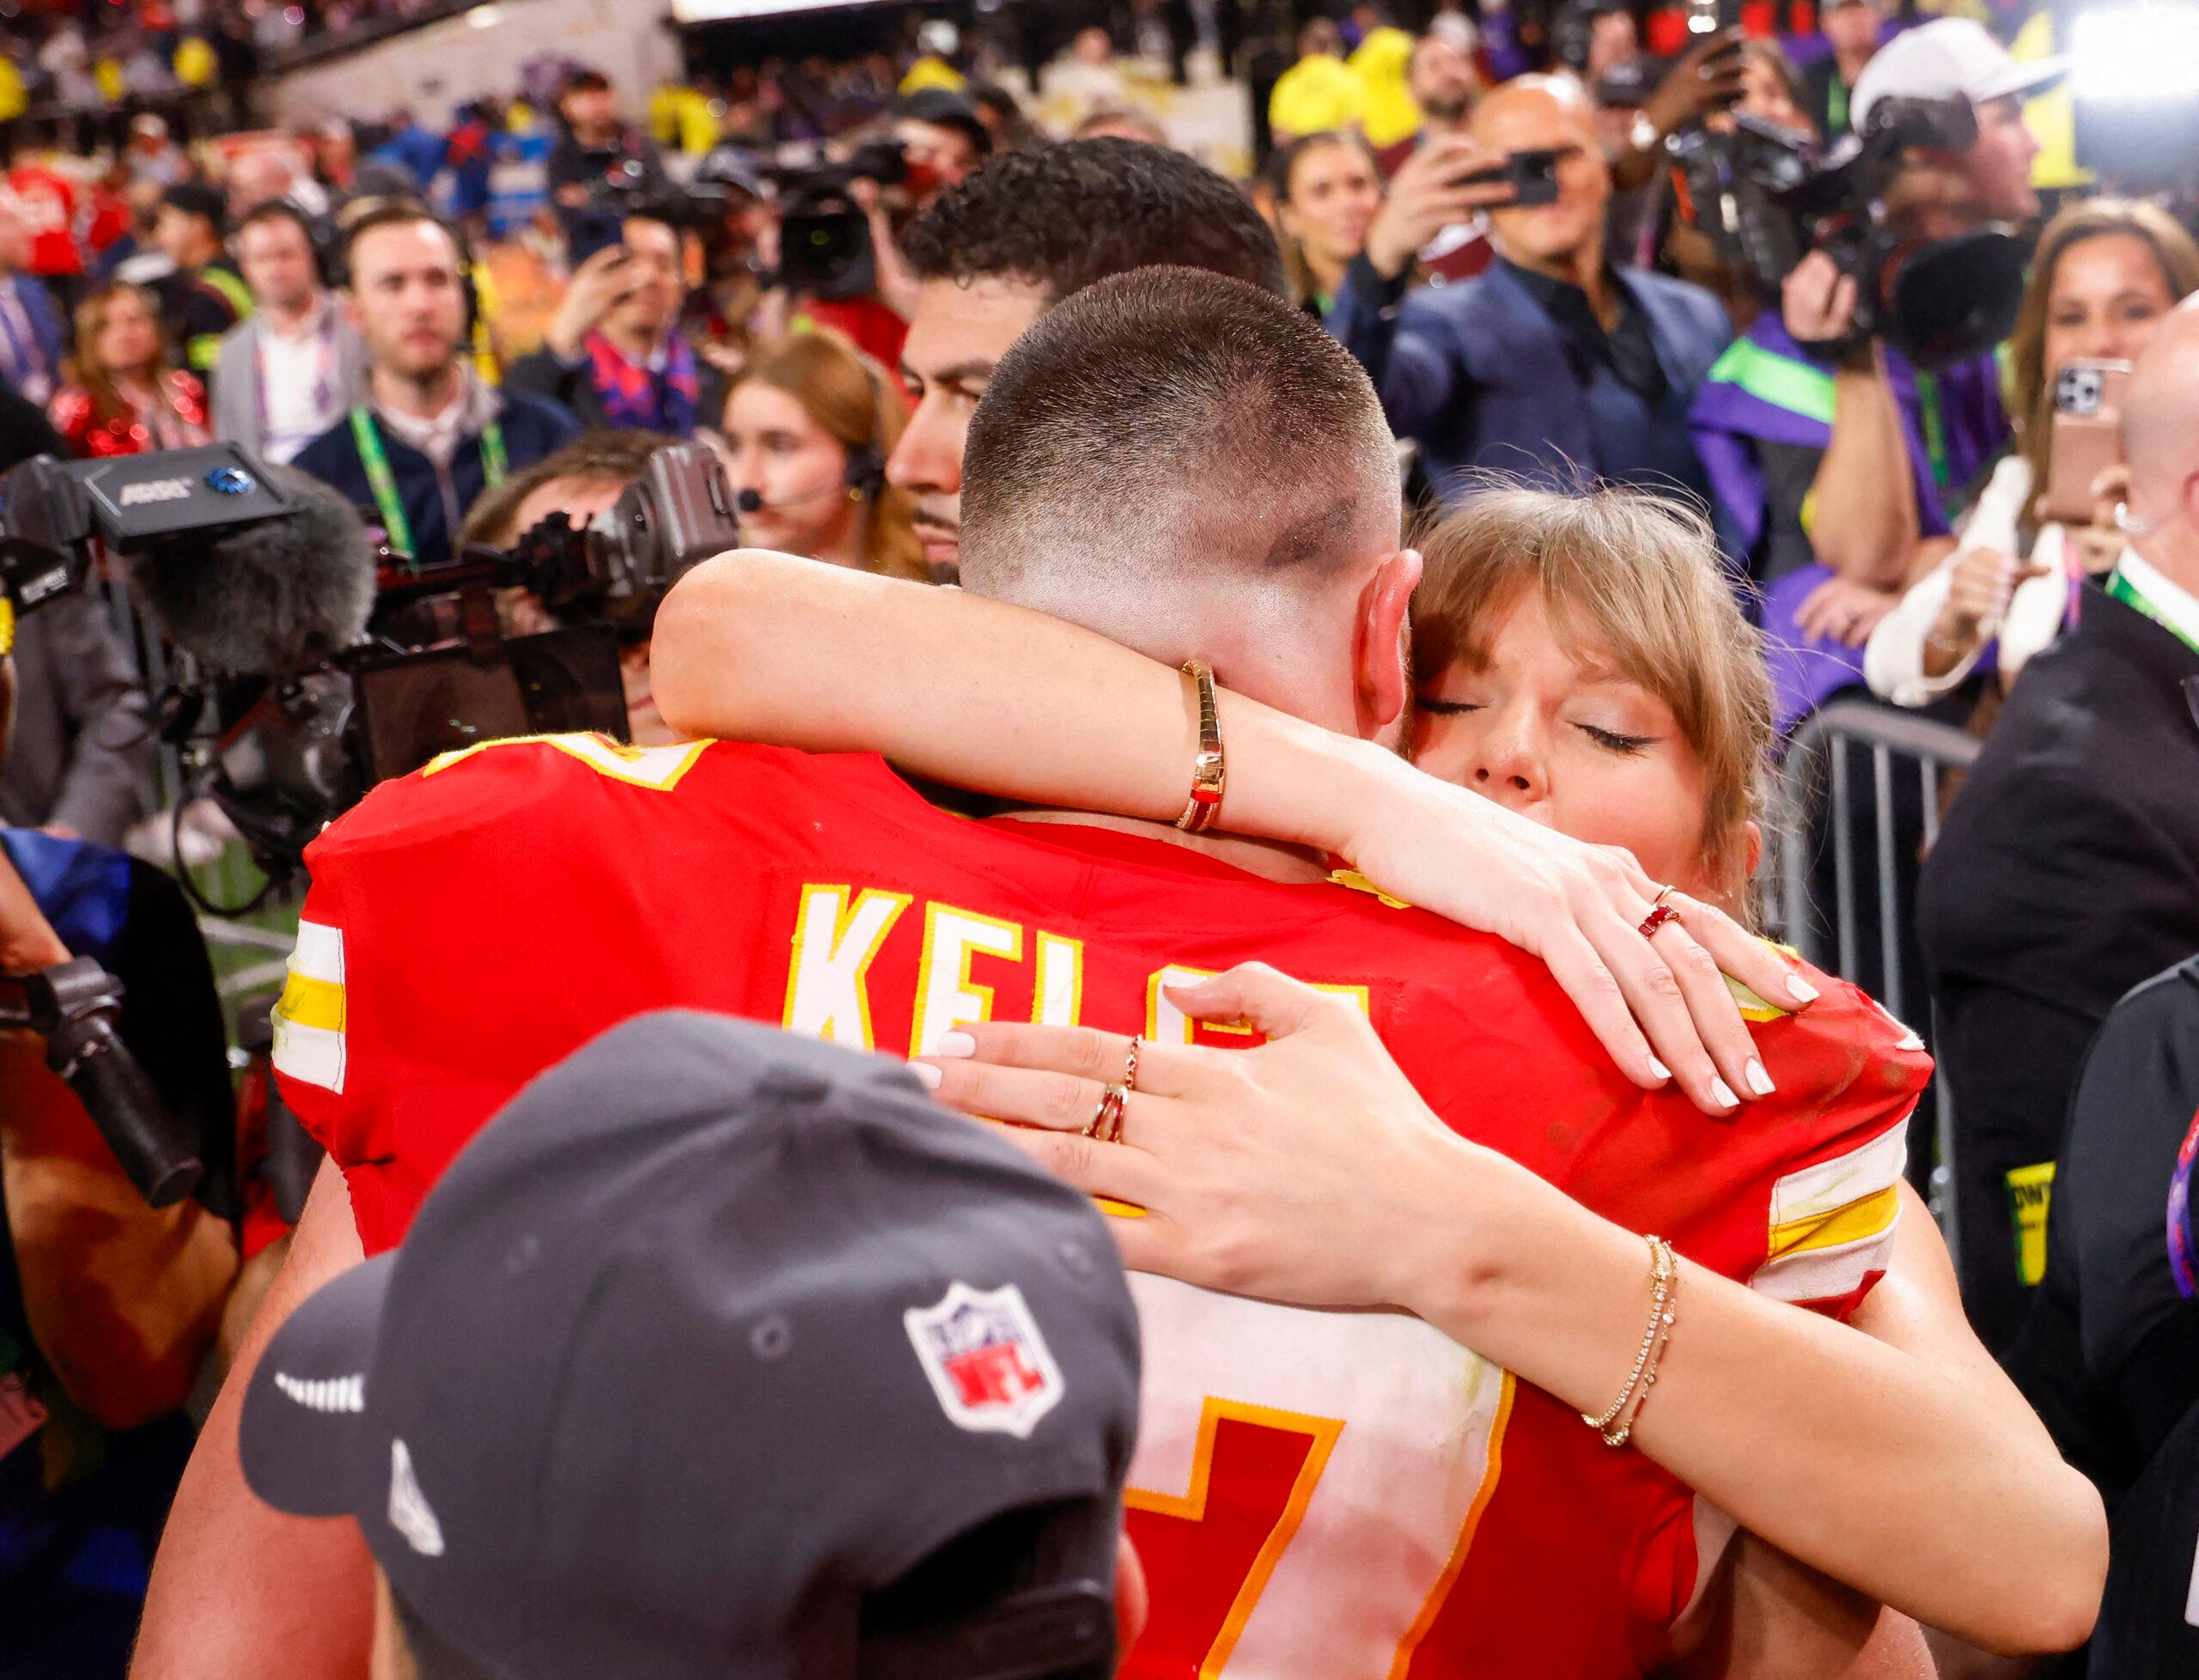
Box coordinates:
[960,267,1400,691]
[900,138,1286,306]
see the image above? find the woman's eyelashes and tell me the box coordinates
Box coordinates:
[1416,697,1656,755]
[1577,722,1657,755]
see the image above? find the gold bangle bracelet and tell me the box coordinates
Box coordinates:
[1176,659,1227,834]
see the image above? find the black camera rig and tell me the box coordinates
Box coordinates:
[1670,94,2029,368]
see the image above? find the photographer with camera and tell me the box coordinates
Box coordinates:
[1330,75,1731,508]
[454,428,715,747]
[292,204,579,569]
[0,336,153,853]
[545,70,668,235]
[504,216,724,440]
[1689,19,2060,697]
[0,652,237,1677]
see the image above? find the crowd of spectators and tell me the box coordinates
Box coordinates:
[2,1,2198,1677]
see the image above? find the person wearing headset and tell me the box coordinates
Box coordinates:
[718,328,929,581]
[291,204,578,571]
[210,201,369,466]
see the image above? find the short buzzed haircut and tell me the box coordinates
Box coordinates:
[899,138,1287,304]
[960,266,1395,608]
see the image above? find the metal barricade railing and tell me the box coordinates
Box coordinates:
[1763,698,1981,1261]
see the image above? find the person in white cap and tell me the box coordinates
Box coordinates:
[1850,16,2063,232]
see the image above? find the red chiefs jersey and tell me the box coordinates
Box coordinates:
[6,165,83,279]
[274,736,1927,1677]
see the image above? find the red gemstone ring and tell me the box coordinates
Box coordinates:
[1638,904,1679,940]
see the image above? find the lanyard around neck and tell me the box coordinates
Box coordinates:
[2107,564,2199,657]
[350,406,507,564]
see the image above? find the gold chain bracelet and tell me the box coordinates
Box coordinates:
[1582,1235,1677,1446]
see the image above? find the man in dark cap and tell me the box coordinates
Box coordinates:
[893,88,992,209]
[152,182,252,387]
[238,1011,1143,1680]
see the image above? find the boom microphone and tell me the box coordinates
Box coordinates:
[736,482,859,516]
[129,463,378,678]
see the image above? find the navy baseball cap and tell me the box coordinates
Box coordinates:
[894,89,994,157]
[241,1012,1139,1679]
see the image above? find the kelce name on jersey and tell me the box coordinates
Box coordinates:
[777,883,1370,1056]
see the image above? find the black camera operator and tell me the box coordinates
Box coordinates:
[752,133,929,360]
[0,655,236,1679]
[0,384,151,849]
[455,429,694,747]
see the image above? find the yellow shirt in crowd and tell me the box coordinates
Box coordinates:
[1268,52,1363,139]
[174,35,216,88]
[1349,24,1422,147]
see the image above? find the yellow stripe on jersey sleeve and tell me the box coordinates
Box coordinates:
[422,733,711,790]
[271,919,348,1094]
[274,971,344,1034]
[1727,938,1804,1023]
[1750,1119,1910,1305]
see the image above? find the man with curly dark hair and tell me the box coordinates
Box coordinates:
[887,137,1284,575]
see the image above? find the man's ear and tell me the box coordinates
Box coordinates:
[1355,546,1422,736]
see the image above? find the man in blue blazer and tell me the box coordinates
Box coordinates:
[0,193,66,408]
[1329,76,1731,510]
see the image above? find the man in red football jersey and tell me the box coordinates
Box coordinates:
[137,272,1926,1679]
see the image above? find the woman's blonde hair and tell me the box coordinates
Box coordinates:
[2009,198,2199,522]
[729,328,927,581]
[1411,485,1773,889]
[68,282,173,428]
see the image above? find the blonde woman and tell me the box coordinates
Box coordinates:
[651,485,2104,1657]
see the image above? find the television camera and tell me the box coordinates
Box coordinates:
[1669,93,2030,368]
[0,441,740,903]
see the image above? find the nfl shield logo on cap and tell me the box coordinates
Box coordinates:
[905,1281,1066,1439]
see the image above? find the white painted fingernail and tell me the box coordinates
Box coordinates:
[907,1061,942,1090]
[1711,1078,1739,1109]
[1745,1059,1776,1097]
[1648,1057,1673,1082]
[933,1032,977,1058]
[1786,975,1820,1004]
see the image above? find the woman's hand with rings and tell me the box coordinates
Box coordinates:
[1337,750,1803,1114]
[910,965,1487,1307]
